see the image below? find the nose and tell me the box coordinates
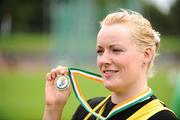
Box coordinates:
[98,51,112,66]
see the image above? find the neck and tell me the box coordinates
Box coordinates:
[111,83,148,104]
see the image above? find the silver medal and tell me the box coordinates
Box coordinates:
[55,75,70,90]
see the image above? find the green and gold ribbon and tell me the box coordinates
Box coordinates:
[68,67,153,120]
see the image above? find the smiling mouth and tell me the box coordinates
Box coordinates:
[102,70,119,78]
[103,70,119,73]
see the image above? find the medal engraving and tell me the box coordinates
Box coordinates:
[55,75,70,90]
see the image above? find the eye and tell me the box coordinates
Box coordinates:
[112,48,124,53]
[96,49,104,56]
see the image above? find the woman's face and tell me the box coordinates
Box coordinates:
[96,24,145,92]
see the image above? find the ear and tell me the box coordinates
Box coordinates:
[143,47,154,64]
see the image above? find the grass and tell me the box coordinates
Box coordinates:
[0,69,177,120]
[160,35,180,53]
[0,70,45,120]
[148,70,175,107]
[0,34,50,54]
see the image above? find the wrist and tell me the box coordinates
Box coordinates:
[44,104,65,111]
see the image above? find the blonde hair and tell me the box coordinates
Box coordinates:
[100,9,160,77]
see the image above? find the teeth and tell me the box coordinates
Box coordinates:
[104,70,117,73]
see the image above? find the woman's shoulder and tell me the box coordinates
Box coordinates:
[143,97,178,120]
[148,109,178,120]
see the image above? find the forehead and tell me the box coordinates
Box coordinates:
[97,24,133,46]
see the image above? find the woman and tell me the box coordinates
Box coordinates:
[43,9,178,120]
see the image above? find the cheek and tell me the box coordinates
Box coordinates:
[114,55,128,69]
[96,57,101,68]
[115,53,141,72]
[124,54,142,72]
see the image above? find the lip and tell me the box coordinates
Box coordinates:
[102,69,119,79]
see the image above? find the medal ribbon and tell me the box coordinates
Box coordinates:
[68,67,153,120]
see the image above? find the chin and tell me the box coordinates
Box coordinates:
[104,82,125,93]
[104,82,115,92]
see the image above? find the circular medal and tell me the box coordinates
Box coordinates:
[55,75,70,90]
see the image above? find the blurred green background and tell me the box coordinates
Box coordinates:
[0,0,180,119]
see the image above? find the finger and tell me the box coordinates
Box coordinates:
[56,66,68,75]
[46,72,54,86]
[63,67,68,74]
[46,72,51,81]
[51,69,57,80]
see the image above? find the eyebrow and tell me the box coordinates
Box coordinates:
[96,44,124,49]
[109,44,124,48]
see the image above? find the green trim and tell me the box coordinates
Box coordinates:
[107,92,153,118]
[69,67,102,78]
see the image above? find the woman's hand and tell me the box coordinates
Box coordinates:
[43,66,71,120]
